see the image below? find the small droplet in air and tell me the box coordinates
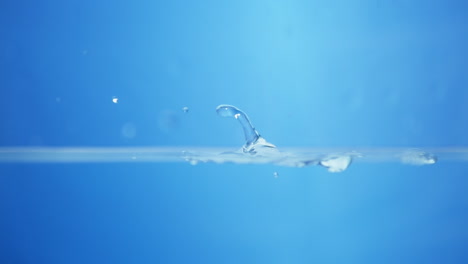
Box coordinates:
[273,172,279,178]
[182,107,189,113]
[112,97,119,104]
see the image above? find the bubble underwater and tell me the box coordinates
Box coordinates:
[0,104,462,173]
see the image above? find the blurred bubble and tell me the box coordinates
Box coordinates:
[348,88,364,111]
[29,135,44,146]
[121,122,136,139]
[182,106,189,113]
[386,90,400,106]
[158,110,179,133]
[284,25,294,37]
[112,96,119,104]
[166,59,181,77]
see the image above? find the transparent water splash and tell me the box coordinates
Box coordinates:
[216,105,277,154]
[215,104,354,172]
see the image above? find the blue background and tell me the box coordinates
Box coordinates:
[1,0,467,263]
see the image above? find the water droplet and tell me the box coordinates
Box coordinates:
[112,97,119,104]
[182,106,189,113]
[320,155,352,172]
[273,172,279,178]
[401,149,437,165]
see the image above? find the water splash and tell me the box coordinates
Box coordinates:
[216,105,276,154]
[215,104,353,172]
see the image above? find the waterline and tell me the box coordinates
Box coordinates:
[0,146,463,165]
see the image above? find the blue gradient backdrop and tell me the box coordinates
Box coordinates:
[1,0,467,263]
